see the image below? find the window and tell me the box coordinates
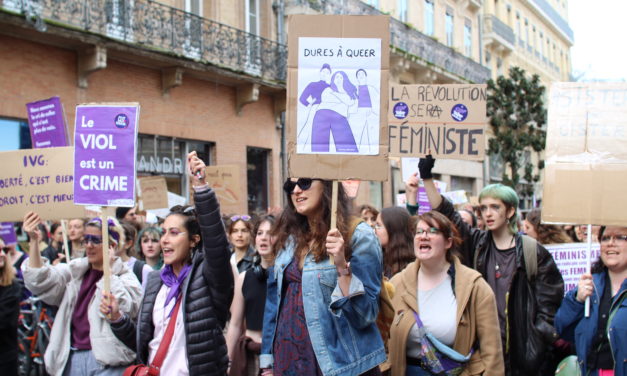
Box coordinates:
[540,31,544,57]
[497,57,503,76]
[489,154,504,182]
[183,0,203,59]
[246,0,259,35]
[464,20,472,57]
[105,0,134,41]
[0,117,30,151]
[424,0,434,36]
[516,12,522,44]
[450,176,474,194]
[525,18,530,50]
[247,147,270,215]
[398,0,408,23]
[445,9,454,47]
[137,135,212,197]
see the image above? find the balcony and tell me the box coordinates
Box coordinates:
[482,15,515,54]
[0,0,287,84]
[284,0,490,84]
[529,0,574,44]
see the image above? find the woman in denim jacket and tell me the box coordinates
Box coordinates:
[260,178,386,376]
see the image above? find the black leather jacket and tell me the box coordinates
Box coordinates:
[111,188,234,375]
[436,197,564,374]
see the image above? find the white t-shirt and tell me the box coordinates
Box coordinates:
[148,284,188,375]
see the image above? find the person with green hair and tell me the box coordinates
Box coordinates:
[418,155,564,376]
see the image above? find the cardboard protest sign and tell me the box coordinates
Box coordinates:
[73,103,139,207]
[287,15,390,180]
[542,83,627,226]
[546,242,601,293]
[26,96,69,148]
[0,147,86,221]
[0,222,17,245]
[204,165,241,215]
[138,176,169,210]
[388,84,487,160]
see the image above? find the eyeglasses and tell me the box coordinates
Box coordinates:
[600,235,627,243]
[230,215,251,222]
[374,224,385,230]
[81,234,103,246]
[415,227,442,236]
[283,178,322,194]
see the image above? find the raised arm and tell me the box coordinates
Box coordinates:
[419,156,442,209]
[405,172,419,215]
[188,151,234,328]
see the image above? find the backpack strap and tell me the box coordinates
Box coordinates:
[133,259,145,284]
[520,234,538,281]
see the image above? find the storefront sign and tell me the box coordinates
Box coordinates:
[26,96,69,148]
[73,103,139,207]
[0,147,85,221]
[388,84,487,160]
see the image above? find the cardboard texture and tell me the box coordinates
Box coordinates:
[388,84,487,160]
[204,165,242,215]
[287,14,390,181]
[542,83,627,226]
[138,176,169,210]
[0,146,86,221]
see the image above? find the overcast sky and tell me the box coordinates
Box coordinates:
[569,0,627,82]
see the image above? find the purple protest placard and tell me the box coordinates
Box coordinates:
[26,97,69,148]
[546,242,601,294]
[0,222,17,245]
[73,104,139,207]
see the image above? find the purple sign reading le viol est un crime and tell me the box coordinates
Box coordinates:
[0,222,18,245]
[26,96,69,148]
[73,104,139,207]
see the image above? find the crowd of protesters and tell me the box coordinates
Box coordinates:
[0,153,624,376]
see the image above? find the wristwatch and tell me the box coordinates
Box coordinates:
[337,262,351,276]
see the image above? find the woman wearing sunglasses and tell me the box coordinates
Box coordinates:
[228,214,255,273]
[260,177,385,376]
[103,151,234,375]
[388,211,504,376]
[555,226,627,376]
[21,212,142,376]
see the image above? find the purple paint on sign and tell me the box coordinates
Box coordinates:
[393,102,409,119]
[26,96,69,148]
[451,104,468,122]
[73,105,139,207]
[0,222,17,245]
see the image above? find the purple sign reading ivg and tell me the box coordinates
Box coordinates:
[73,104,139,207]
[26,96,68,148]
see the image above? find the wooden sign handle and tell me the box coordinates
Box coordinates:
[329,180,338,265]
[101,210,111,296]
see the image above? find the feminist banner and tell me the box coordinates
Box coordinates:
[546,242,601,294]
[26,96,69,148]
[0,222,17,245]
[73,104,139,206]
[287,15,390,181]
[388,84,487,160]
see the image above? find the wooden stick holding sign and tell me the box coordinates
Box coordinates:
[60,219,71,262]
[585,224,592,317]
[101,212,111,296]
[329,181,338,264]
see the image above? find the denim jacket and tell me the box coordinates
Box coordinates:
[260,222,386,376]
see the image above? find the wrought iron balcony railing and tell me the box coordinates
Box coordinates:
[1,0,287,83]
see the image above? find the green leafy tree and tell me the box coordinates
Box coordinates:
[487,66,547,199]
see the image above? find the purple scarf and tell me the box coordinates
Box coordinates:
[160,264,192,317]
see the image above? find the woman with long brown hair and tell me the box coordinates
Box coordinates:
[0,236,22,375]
[374,207,415,278]
[260,178,385,375]
[523,209,572,245]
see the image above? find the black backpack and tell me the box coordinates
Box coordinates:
[133,259,146,284]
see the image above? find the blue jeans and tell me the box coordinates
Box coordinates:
[63,350,127,376]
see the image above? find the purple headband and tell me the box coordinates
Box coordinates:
[88,218,120,243]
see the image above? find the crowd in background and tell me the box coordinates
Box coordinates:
[0,154,625,376]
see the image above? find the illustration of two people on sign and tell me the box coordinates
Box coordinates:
[297,64,380,154]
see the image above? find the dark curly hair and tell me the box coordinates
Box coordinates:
[526,209,571,245]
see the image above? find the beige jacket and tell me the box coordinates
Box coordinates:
[388,257,504,376]
[22,257,142,376]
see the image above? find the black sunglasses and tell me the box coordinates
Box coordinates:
[283,178,322,194]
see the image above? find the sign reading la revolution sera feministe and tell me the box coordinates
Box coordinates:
[73,103,139,207]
